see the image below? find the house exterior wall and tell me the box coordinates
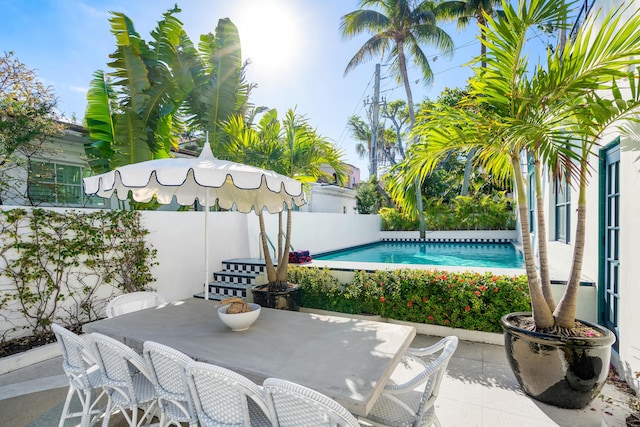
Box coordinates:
[1,127,93,207]
[301,183,357,214]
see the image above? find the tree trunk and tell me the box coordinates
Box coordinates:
[460,147,477,196]
[273,207,292,291]
[396,41,426,238]
[534,159,555,311]
[554,158,587,328]
[258,212,277,285]
[277,212,283,262]
[512,156,554,328]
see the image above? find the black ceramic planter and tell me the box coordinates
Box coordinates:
[251,283,300,311]
[501,312,616,409]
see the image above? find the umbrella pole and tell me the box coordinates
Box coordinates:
[204,194,209,300]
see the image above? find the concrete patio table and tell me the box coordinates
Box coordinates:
[83,298,416,416]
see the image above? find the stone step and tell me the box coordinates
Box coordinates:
[207,281,256,300]
[222,258,269,274]
[213,270,261,286]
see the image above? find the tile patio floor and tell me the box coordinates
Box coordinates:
[0,334,634,426]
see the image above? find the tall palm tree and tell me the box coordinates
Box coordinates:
[440,0,504,67]
[222,109,348,291]
[438,0,504,196]
[405,0,640,331]
[340,0,454,238]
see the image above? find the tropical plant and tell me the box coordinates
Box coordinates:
[439,0,504,67]
[84,6,251,174]
[340,0,455,237]
[438,0,505,195]
[356,177,384,214]
[222,109,348,291]
[404,0,640,332]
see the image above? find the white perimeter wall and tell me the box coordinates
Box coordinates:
[0,208,382,320]
[149,211,381,301]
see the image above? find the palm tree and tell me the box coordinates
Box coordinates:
[440,0,504,67]
[404,0,640,331]
[222,109,348,291]
[438,0,504,196]
[340,0,454,238]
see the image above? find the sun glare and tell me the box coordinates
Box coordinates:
[233,0,301,75]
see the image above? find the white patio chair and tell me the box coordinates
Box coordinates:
[184,361,272,427]
[358,335,459,427]
[262,377,361,427]
[90,333,159,427]
[106,291,167,318]
[52,324,107,427]
[143,341,198,427]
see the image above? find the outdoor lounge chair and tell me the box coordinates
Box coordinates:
[52,324,106,427]
[185,361,272,426]
[90,333,159,427]
[262,377,361,427]
[358,335,458,427]
[143,341,198,427]
[105,291,167,318]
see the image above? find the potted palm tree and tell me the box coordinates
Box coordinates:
[399,0,640,409]
[221,109,348,309]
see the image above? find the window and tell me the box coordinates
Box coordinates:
[528,171,535,232]
[28,162,104,206]
[554,174,571,243]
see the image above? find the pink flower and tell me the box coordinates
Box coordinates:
[465,306,471,312]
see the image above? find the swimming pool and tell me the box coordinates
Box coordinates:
[314,241,524,269]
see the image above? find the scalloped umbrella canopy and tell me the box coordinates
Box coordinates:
[83,142,305,213]
[83,141,306,300]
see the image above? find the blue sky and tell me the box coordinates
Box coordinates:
[0,0,555,179]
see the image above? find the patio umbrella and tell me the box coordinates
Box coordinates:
[83,137,306,300]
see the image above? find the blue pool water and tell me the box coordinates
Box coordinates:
[314,241,524,269]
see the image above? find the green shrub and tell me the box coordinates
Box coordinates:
[381,193,516,231]
[292,266,531,333]
[379,207,418,231]
[290,266,357,313]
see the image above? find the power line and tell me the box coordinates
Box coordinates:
[337,70,376,146]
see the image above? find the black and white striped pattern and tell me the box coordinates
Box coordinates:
[380,237,514,243]
[206,258,267,301]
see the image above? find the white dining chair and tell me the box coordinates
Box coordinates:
[105,292,167,318]
[143,341,198,427]
[358,335,459,427]
[90,333,159,427]
[262,377,361,427]
[184,361,272,427]
[52,324,106,427]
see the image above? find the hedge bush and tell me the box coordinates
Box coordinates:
[292,266,531,333]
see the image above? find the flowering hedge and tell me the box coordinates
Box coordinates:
[292,266,531,333]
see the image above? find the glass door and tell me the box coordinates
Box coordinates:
[603,144,620,349]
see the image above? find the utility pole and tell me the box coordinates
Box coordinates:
[370,63,381,178]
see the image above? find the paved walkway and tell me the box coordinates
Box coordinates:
[0,334,634,426]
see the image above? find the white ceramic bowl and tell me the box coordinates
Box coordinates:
[218,303,261,331]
